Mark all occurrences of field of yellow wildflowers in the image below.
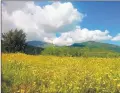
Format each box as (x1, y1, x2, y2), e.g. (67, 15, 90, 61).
(2, 53, 120, 93)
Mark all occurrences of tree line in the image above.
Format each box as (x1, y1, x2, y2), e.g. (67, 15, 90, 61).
(2, 29, 120, 57)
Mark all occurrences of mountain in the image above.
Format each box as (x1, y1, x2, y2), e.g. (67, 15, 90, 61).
(71, 41, 120, 53)
(26, 41, 120, 53)
(26, 41, 53, 48)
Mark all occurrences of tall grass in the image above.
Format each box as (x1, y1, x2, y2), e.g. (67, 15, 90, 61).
(2, 53, 120, 93)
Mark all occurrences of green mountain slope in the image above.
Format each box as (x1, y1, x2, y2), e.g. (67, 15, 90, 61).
(27, 41, 120, 53)
(71, 41, 120, 53)
(26, 41, 52, 48)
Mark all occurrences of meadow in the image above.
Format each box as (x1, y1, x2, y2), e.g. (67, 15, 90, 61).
(2, 53, 120, 93)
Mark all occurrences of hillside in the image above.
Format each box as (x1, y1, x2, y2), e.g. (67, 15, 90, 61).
(26, 41, 51, 48)
(27, 41, 120, 53)
(72, 41, 120, 53)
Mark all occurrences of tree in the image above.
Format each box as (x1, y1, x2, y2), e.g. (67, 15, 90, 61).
(2, 29, 26, 52)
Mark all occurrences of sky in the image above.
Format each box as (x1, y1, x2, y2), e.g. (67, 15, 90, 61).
(2, 1, 120, 46)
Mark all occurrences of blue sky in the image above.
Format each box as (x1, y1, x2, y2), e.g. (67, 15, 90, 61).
(35, 1, 120, 45)
(3, 1, 120, 46)
(72, 1, 120, 45)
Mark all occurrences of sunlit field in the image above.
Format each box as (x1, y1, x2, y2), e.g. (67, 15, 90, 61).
(2, 53, 120, 93)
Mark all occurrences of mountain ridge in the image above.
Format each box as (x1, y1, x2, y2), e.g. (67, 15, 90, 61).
(26, 41, 120, 53)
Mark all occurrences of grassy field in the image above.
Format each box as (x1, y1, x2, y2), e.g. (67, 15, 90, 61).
(2, 53, 120, 93)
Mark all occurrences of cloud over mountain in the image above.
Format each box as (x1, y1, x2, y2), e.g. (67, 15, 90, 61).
(44, 26, 112, 46)
(112, 33, 120, 41)
(2, 1, 117, 46)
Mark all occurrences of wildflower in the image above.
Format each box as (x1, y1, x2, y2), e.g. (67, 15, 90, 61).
(20, 89, 25, 93)
(117, 84, 120, 91)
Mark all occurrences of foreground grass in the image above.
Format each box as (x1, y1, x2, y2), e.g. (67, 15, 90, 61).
(2, 53, 120, 93)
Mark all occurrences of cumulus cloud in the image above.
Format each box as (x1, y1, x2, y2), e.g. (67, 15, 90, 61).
(2, 1, 26, 14)
(2, 1, 114, 46)
(44, 26, 112, 46)
(112, 33, 120, 41)
(2, 1, 82, 41)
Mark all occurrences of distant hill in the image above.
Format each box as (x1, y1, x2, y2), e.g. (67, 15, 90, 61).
(26, 41, 120, 53)
(26, 41, 52, 48)
(71, 41, 120, 53)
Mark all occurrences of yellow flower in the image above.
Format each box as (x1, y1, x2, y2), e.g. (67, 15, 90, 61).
(20, 89, 25, 93)
(117, 84, 120, 90)
(113, 79, 118, 82)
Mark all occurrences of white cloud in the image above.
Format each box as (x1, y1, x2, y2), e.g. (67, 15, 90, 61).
(112, 33, 120, 41)
(2, 1, 26, 14)
(2, 1, 82, 41)
(2, 1, 114, 46)
(45, 26, 112, 46)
